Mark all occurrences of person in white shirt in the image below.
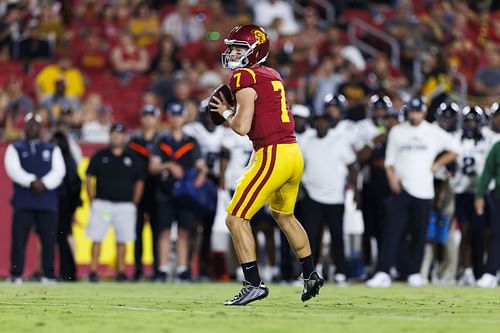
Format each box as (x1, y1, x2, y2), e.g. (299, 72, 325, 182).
(451, 106, 490, 286)
(301, 110, 358, 283)
(367, 96, 460, 288)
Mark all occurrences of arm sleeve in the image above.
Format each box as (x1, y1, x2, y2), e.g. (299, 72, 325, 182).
(4, 144, 37, 188)
(42, 146, 67, 190)
(384, 128, 397, 168)
(476, 143, 499, 198)
(341, 141, 357, 165)
(86, 154, 97, 176)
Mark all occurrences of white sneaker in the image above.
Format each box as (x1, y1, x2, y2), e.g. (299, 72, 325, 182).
(41, 277, 57, 285)
(476, 273, 498, 288)
(407, 273, 427, 287)
(7, 276, 23, 285)
(334, 273, 347, 286)
(366, 271, 391, 288)
(458, 268, 476, 286)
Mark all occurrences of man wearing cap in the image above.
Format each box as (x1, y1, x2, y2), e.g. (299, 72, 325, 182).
(150, 102, 207, 282)
(367, 96, 460, 288)
(128, 105, 161, 281)
(4, 113, 66, 283)
(86, 123, 145, 282)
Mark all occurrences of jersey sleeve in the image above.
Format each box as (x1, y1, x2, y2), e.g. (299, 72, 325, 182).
(86, 153, 98, 176)
(437, 127, 461, 155)
(229, 68, 257, 93)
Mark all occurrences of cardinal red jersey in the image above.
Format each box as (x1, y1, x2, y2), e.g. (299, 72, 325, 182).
(229, 66, 296, 150)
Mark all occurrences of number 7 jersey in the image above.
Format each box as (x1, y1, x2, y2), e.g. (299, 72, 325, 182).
(229, 66, 296, 150)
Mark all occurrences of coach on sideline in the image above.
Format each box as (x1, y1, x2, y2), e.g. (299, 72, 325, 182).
(86, 123, 145, 282)
(367, 96, 460, 288)
(4, 113, 66, 283)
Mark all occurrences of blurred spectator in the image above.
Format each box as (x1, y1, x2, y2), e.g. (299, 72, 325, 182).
(3, 77, 34, 140)
(473, 40, 500, 97)
(203, 0, 236, 40)
(18, 19, 52, 62)
(86, 123, 145, 282)
(0, 4, 23, 60)
(365, 53, 408, 94)
(99, 4, 120, 42)
(110, 29, 150, 81)
(337, 64, 371, 121)
(149, 102, 207, 282)
(40, 78, 80, 124)
(75, 30, 109, 73)
(309, 55, 346, 114)
(161, 0, 205, 47)
(54, 105, 83, 164)
(78, 93, 102, 128)
(253, 0, 299, 36)
(420, 48, 453, 121)
(4, 113, 66, 283)
(35, 54, 85, 101)
(149, 34, 180, 74)
(74, 0, 100, 37)
(81, 104, 113, 143)
(50, 131, 81, 281)
(225, 0, 253, 24)
(128, 1, 160, 48)
(38, 3, 65, 51)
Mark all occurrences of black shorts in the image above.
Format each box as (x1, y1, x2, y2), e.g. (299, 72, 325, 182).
(157, 199, 194, 231)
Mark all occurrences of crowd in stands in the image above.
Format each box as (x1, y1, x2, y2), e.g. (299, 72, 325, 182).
(1, 0, 500, 285)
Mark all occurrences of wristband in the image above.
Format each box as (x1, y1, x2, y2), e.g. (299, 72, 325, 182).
(222, 110, 233, 120)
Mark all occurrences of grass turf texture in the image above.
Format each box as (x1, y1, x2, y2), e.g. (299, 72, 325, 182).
(1, 283, 500, 333)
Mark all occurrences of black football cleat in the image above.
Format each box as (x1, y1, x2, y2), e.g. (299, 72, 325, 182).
(301, 271, 324, 302)
(224, 280, 269, 306)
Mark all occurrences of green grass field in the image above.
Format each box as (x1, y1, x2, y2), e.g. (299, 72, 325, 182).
(1, 282, 500, 333)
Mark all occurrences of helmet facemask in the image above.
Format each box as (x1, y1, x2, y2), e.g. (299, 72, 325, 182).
(222, 40, 265, 70)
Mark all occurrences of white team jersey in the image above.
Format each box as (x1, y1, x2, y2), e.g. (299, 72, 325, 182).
(301, 126, 356, 204)
(352, 118, 382, 152)
(221, 129, 253, 191)
(385, 121, 461, 199)
(450, 132, 489, 194)
(183, 121, 225, 177)
(295, 127, 314, 147)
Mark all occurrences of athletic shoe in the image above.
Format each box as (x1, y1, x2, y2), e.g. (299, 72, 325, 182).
(41, 277, 57, 285)
(88, 272, 99, 283)
(366, 271, 391, 288)
(116, 272, 128, 282)
(458, 268, 476, 286)
(301, 271, 324, 302)
(334, 273, 347, 286)
(176, 270, 192, 283)
(224, 280, 269, 306)
(156, 271, 169, 283)
(476, 273, 498, 288)
(133, 270, 144, 282)
(7, 276, 23, 285)
(407, 273, 427, 287)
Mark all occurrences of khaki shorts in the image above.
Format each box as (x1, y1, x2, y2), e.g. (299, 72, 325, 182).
(87, 199, 136, 243)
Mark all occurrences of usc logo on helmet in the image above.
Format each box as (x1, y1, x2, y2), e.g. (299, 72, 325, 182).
(251, 29, 266, 44)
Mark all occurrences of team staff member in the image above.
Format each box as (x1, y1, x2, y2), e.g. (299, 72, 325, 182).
(210, 24, 323, 305)
(149, 102, 207, 282)
(367, 96, 460, 288)
(86, 123, 145, 282)
(475, 140, 500, 288)
(5, 113, 66, 283)
(128, 105, 161, 281)
(301, 111, 357, 284)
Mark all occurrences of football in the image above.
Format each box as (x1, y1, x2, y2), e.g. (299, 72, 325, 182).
(208, 84, 236, 125)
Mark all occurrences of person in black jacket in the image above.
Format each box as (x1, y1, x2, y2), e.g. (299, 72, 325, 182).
(51, 131, 81, 281)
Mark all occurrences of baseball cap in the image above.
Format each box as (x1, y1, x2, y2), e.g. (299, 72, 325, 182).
(291, 104, 310, 119)
(166, 102, 185, 116)
(110, 122, 127, 133)
(406, 96, 427, 112)
(141, 104, 160, 117)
